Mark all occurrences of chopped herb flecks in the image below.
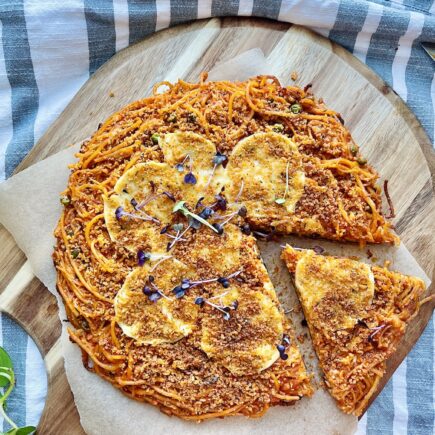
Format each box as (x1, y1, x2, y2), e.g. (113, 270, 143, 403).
(60, 195, 71, 206)
(272, 123, 284, 133)
(290, 103, 302, 114)
(151, 133, 159, 144)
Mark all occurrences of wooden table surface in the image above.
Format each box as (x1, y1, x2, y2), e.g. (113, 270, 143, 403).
(0, 18, 434, 434)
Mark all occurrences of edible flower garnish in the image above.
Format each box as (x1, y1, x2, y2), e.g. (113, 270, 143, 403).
(173, 201, 219, 233)
(137, 250, 151, 266)
(194, 292, 239, 320)
(275, 161, 290, 205)
(115, 206, 160, 224)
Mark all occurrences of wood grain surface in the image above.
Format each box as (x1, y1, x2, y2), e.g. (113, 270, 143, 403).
(0, 18, 434, 434)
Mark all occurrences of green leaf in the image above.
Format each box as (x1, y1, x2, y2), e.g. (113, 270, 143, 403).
(0, 368, 13, 388)
(14, 426, 36, 435)
(275, 198, 286, 205)
(0, 348, 13, 388)
(172, 201, 186, 213)
(4, 426, 36, 435)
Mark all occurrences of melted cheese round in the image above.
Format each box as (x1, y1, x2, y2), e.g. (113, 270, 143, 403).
(226, 132, 305, 219)
(104, 161, 181, 254)
(158, 131, 226, 203)
(177, 223, 243, 276)
(200, 287, 283, 376)
(295, 249, 375, 331)
(114, 258, 199, 345)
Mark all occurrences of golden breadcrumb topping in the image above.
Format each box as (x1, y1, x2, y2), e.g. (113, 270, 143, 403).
(282, 245, 426, 416)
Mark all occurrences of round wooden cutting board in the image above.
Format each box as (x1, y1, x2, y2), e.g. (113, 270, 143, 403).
(0, 18, 434, 434)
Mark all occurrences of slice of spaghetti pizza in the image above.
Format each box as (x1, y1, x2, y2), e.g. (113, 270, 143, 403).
(224, 131, 397, 245)
(281, 244, 427, 416)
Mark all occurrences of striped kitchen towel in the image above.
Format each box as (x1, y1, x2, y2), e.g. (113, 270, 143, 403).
(0, 1, 433, 434)
(0, 314, 47, 431)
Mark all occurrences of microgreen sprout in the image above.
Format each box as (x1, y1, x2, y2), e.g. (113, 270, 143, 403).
(149, 255, 172, 272)
(277, 334, 291, 360)
(132, 191, 175, 214)
(137, 250, 151, 266)
(175, 154, 197, 185)
(367, 324, 387, 343)
(143, 276, 172, 302)
(166, 223, 191, 250)
(195, 197, 205, 209)
(235, 180, 244, 203)
(212, 223, 224, 234)
(275, 161, 290, 205)
(198, 206, 214, 220)
(175, 154, 191, 172)
(173, 223, 184, 232)
(194, 291, 239, 320)
(205, 152, 227, 188)
(173, 201, 219, 233)
(115, 206, 160, 224)
(212, 194, 227, 211)
(0, 346, 36, 434)
(240, 223, 251, 235)
(214, 206, 247, 228)
(173, 270, 242, 300)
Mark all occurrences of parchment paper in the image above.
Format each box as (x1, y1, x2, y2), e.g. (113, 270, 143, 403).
(0, 49, 430, 435)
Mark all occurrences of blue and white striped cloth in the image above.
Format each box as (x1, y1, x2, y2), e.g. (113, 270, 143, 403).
(0, 1, 433, 433)
(0, 314, 46, 431)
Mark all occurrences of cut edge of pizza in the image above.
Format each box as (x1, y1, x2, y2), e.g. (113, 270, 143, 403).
(281, 244, 427, 416)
